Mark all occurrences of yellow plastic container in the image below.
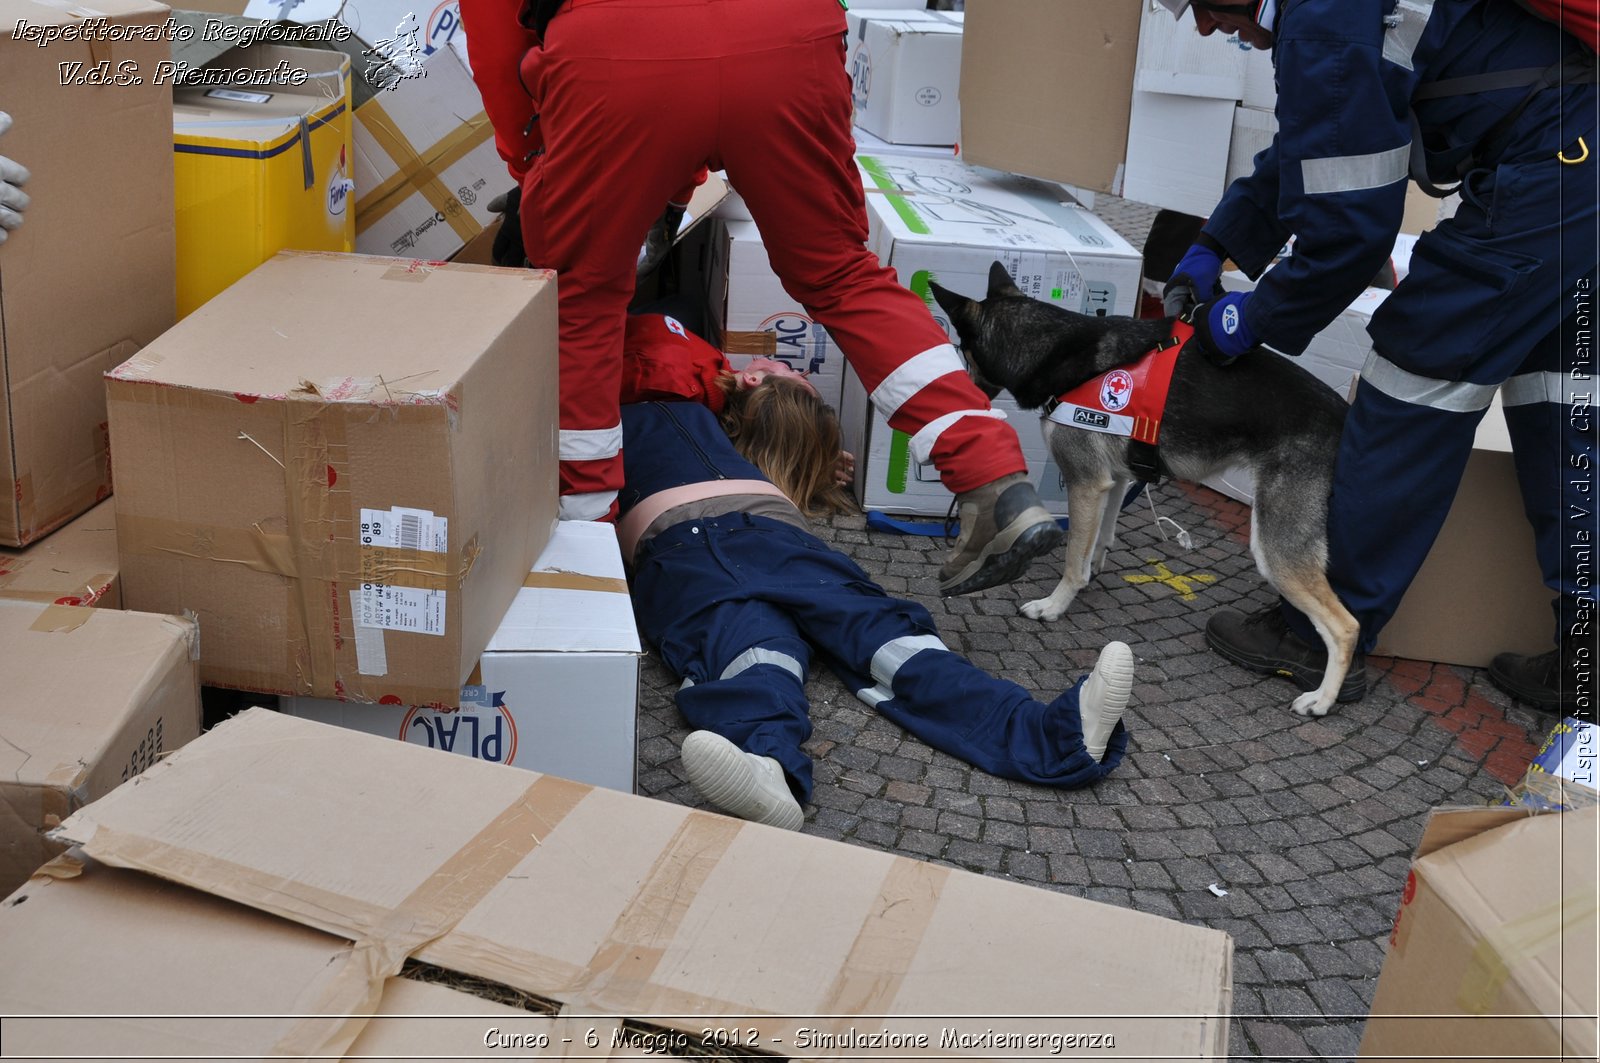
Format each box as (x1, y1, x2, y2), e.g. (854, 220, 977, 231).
(173, 45, 354, 318)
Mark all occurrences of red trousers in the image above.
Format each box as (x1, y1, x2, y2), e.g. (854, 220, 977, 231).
(475, 0, 1026, 519)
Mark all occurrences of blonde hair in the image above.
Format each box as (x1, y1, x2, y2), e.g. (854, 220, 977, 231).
(719, 377, 855, 518)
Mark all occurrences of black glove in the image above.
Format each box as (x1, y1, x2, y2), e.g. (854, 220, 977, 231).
(636, 201, 688, 280)
(486, 186, 527, 268)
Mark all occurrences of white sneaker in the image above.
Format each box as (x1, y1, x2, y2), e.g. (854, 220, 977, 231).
(1080, 641, 1134, 761)
(680, 730, 804, 831)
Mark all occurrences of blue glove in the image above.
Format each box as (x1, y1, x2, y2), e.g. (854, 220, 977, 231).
(1162, 241, 1224, 316)
(1187, 291, 1257, 366)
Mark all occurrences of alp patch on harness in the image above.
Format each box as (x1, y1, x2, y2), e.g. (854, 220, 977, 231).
(1042, 320, 1190, 482)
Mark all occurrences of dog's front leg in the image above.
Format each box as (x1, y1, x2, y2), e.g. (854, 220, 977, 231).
(1020, 481, 1109, 621)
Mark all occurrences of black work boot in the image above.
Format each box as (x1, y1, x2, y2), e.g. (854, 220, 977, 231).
(939, 473, 1065, 597)
(1488, 645, 1590, 717)
(1206, 604, 1367, 702)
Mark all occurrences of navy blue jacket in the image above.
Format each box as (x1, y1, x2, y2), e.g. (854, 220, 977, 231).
(1209, 0, 1596, 356)
(617, 402, 770, 522)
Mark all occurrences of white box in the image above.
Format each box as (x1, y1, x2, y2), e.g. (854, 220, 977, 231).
(1134, 0, 1249, 100)
(846, 8, 965, 146)
(1121, 89, 1237, 217)
(845, 154, 1143, 516)
(351, 46, 503, 260)
(282, 521, 643, 792)
(339, 0, 471, 72)
(853, 123, 961, 160)
(1241, 40, 1276, 109)
(706, 218, 848, 410)
(1226, 104, 1277, 188)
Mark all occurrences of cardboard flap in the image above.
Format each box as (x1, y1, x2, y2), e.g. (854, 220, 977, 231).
(1411, 805, 1544, 861)
(55, 709, 1233, 1059)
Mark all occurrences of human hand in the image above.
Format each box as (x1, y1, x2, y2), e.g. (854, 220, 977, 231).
(637, 201, 688, 280)
(1185, 292, 1256, 367)
(1162, 241, 1224, 316)
(486, 186, 526, 267)
(0, 112, 31, 246)
(834, 450, 855, 487)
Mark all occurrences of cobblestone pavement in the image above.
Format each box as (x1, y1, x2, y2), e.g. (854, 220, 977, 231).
(633, 196, 1558, 1062)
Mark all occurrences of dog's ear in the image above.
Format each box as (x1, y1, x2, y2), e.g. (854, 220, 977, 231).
(928, 280, 972, 325)
(986, 260, 1024, 300)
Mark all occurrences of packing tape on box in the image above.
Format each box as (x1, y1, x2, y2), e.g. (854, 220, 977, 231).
(0, 574, 116, 606)
(117, 513, 301, 580)
(27, 603, 93, 634)
(353, 100, 492, 243)
(722, 330, 780, 356)
(271, 772, 593, 1058)
(1456, 882, 1600, 1013)
(521, 570, 629, 595)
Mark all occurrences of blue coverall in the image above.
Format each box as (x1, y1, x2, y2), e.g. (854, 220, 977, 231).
(621, 402, 1128, 802)
(1207, 0, 1598, 651)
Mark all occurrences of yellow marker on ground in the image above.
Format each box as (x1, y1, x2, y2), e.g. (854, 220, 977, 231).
(1124, 559, 1217, 601)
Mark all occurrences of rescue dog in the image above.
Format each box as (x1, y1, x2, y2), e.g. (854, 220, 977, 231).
(930, 262, 1357, 717)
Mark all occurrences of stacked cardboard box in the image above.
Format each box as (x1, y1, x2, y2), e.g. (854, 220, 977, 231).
(0, 500, 120, 609)
(841, 154, 1143, 516)
(4, 709, 1236, 1061)
(106, 251, 560, 706)
(0, 599, 202, 895)
(845, 7, 965, 148)
(0, 0, 176, 546)
(283, 520, 643, 791)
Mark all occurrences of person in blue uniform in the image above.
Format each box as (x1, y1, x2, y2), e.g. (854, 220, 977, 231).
(619, 384, 1134, 830)
(1158, 0, 1597, 716)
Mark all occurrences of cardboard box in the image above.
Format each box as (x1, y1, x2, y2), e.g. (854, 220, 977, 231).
(1358, 806, 1599, 1063)
(339, 0, 470, 74)
(282, 521, 643, 791)
(706, 218, 848, 411)
(844, 155, 1142, 516)
(0, 0, 176, 547)
(846, 8, 965, 147)
(0, 866, 557, 1058)
(1241, 39, 1276, 110)
(48, 708, 1236, 1059)
(1511, 717, 1600, 811)
(0, 499, 120, 609)
(0, 599, 201, 897)
(451, 214, 502, 265)
(1134, 0, 1248, 100)
(1374, 395, 1553, 668)
(173, 45, 355, 318)
(107, 251, 560, 705)
(1122, 89, 1237, 218)
(352, 46, 502, 261)
(1226, 104, 1277, 189)
(959, 0, 1142, 195)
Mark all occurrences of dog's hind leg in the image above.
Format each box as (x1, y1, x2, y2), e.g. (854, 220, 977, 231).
(1250, 472, 1360, 716)
(1020, 478, 1110, 621)
(1091, 477, 1132, 575)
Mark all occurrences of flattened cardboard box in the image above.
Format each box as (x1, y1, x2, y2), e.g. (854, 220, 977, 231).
(0, 865, 567, 1060)
(1359, 806, 1599, 1063)
(106, 251, 560, 705)
(0, 0, 175, 546)
(52, 709, 1235, 1060)
(0, 599, 201, 898)
(0, 499, 120, 608)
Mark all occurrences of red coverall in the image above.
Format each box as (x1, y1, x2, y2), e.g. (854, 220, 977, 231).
(459, 0, 1026, 521)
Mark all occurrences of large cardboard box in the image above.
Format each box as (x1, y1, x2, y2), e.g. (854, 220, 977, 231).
(959, 0, 1142, 195)
(1358, 806, 1599, 1063)
(173, 45, 355, 318)
(0, 0, 176, 547)
(846, 8, 965, 147)
(0, 866, 558, 1059)
(352, 46, 502, 261)
(844, 155, 1143, 516)
(0, 599, 201, 897)
(107, 251, 560, 705)
(46, 708, 1236, 1059)
(0, 499, 120, 609)
(283, 521, 643, 791)
(1374, 395, 1553, 668)
(706, 218, 848, 411)
(1133, 0, 1248, 100)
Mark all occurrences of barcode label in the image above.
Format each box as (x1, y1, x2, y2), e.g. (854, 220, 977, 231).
(359, 507, 448, 553)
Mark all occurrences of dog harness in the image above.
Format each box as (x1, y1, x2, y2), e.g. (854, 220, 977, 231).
(1040, 319, 1191, 483)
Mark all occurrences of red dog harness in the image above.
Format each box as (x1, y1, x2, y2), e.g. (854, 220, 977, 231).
(1041, 319, 1191, 482)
